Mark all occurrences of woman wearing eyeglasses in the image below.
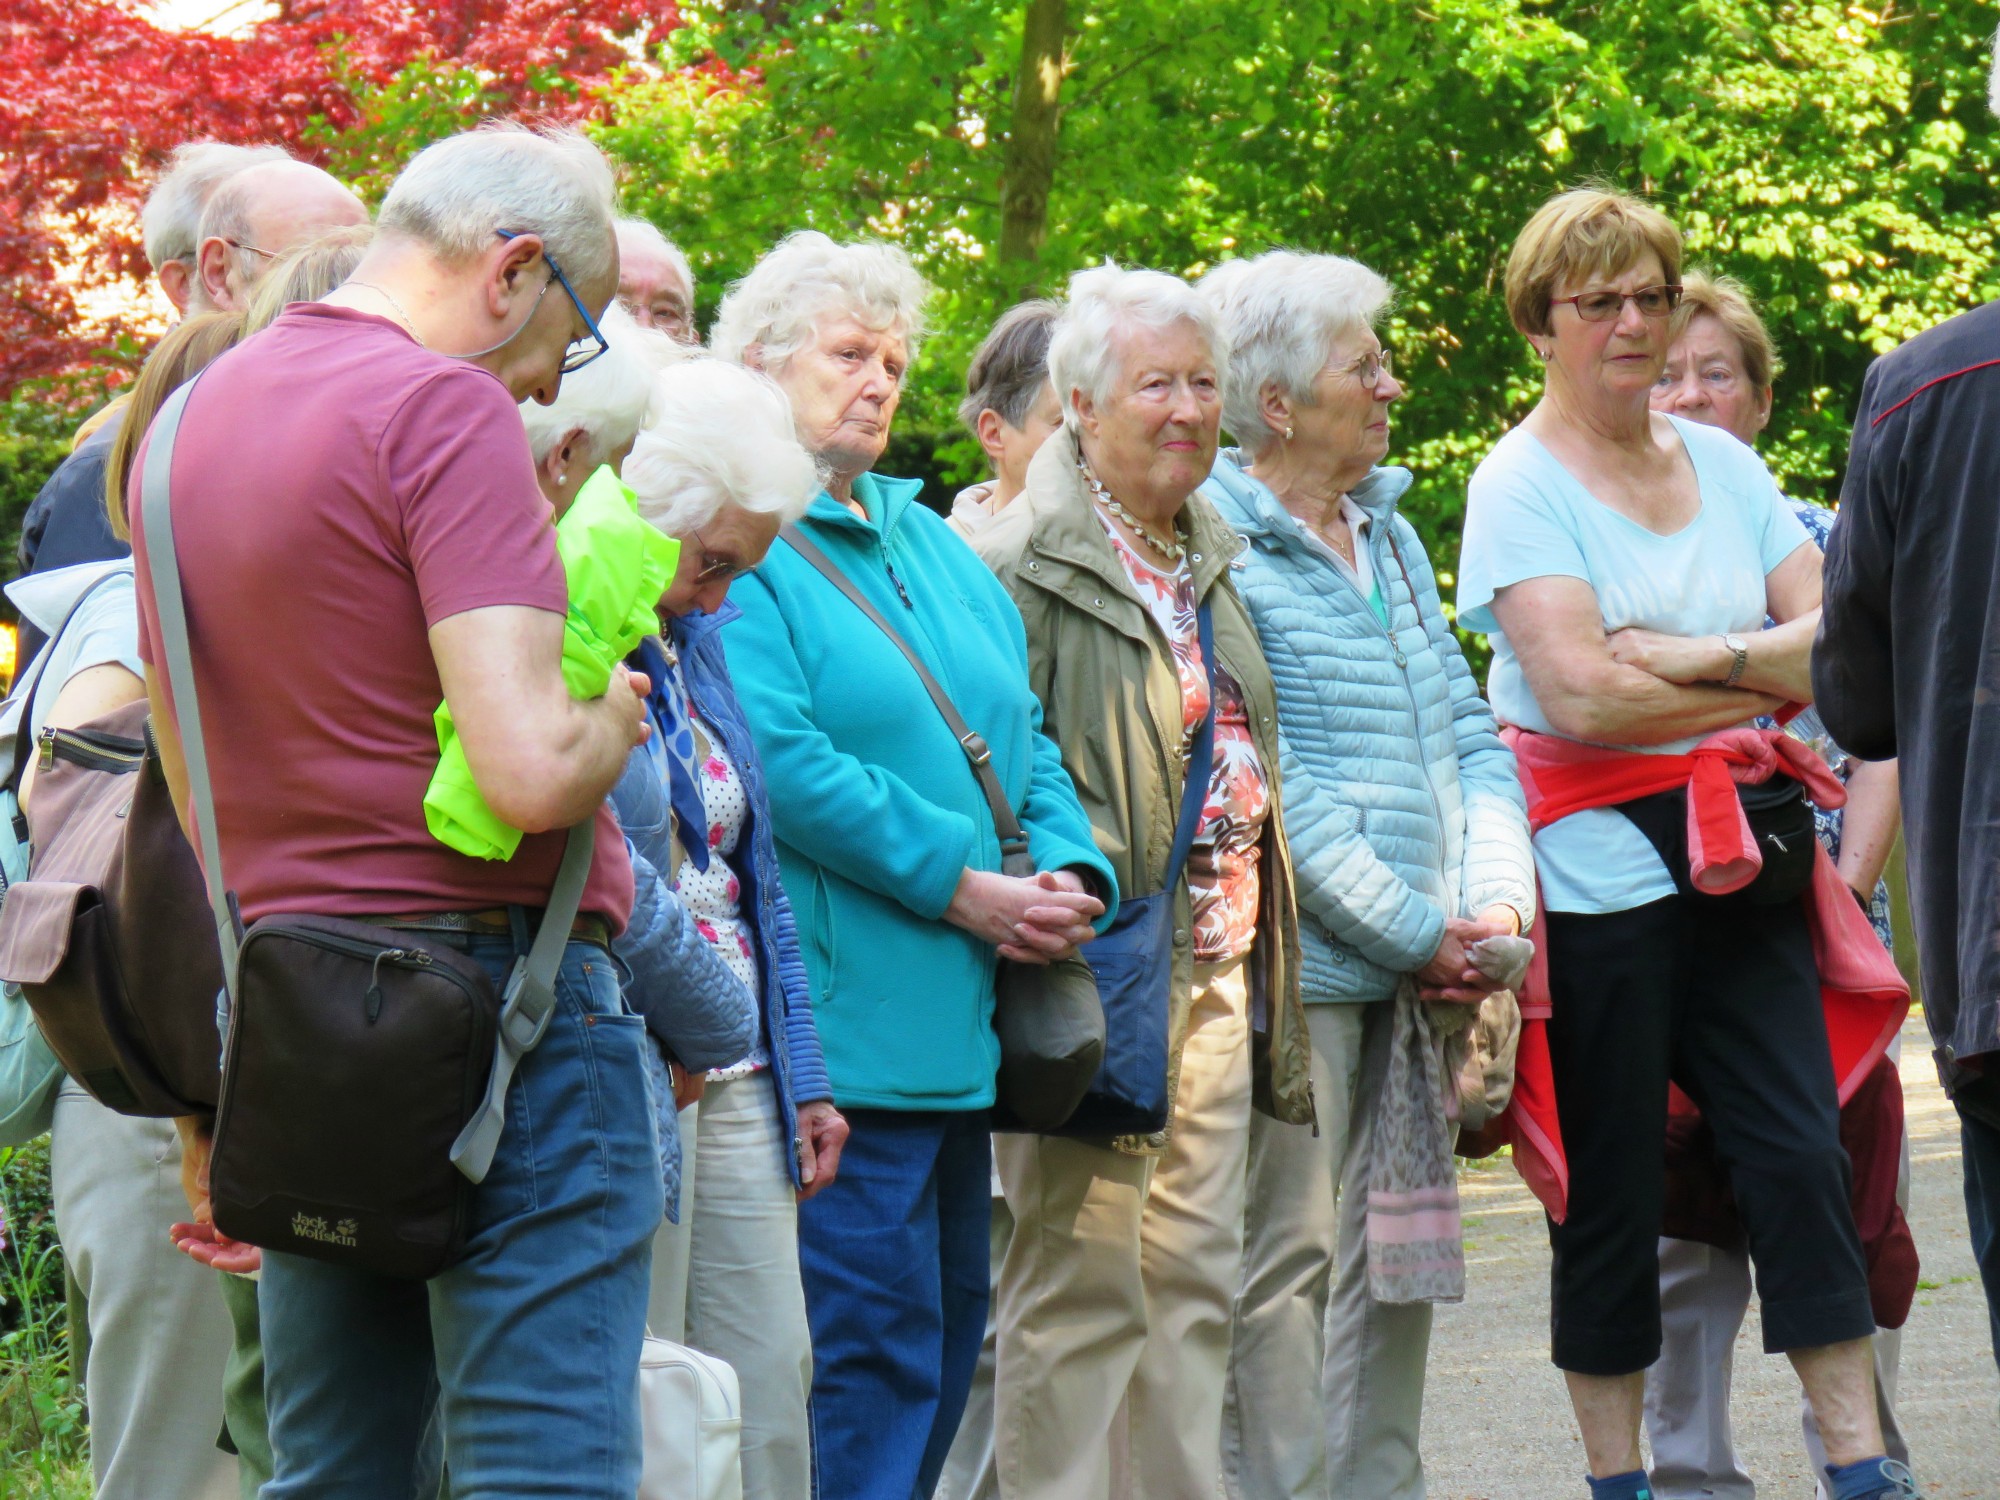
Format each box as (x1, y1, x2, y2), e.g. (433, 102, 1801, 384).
(1456, 190, 1901, 1500)
(1195, 250, 1533, 1500)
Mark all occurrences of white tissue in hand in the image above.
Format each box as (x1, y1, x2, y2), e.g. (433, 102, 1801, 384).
(1465, 934, 1533, 990)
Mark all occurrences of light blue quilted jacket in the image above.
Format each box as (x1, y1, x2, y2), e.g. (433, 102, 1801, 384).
(1200, 452, 1535, 1002)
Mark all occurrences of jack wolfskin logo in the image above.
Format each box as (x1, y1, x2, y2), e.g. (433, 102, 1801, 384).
(290, 1212, 358, 1248)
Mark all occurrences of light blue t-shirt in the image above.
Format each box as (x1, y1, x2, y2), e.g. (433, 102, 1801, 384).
(1456, 416, 1811, 913)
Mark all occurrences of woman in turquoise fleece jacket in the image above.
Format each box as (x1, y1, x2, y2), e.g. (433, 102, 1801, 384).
(714, 230, 1115, 1500)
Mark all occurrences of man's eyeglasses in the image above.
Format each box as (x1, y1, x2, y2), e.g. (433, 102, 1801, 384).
(690, 529, 749, 587)
(494, 229, 609, 374)
(1337, 349, 1395, 391)
(223, 238, 279, 263)
(1551, 284, 1683, 322)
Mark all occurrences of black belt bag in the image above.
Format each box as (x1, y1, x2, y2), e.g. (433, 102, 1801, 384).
(1619, 774, 1817, 908)
(141, 377, 594, 1281)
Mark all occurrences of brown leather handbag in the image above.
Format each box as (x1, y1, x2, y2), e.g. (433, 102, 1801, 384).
(0, 692, 225, 1118)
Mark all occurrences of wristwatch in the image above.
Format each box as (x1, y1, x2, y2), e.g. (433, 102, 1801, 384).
(1720, 633, 1749, 687)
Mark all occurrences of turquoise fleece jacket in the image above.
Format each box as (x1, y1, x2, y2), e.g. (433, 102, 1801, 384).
(724, 474, 1117, 1111)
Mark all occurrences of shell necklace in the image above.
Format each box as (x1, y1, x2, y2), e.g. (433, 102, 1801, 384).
(1078, 453, 1185, 563)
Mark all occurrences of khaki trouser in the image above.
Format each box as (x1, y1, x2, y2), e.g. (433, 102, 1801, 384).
(994, 955, 1251, 1500)
(1222, 1000, 1433, 1500)
(50, 1082, 238, 1500)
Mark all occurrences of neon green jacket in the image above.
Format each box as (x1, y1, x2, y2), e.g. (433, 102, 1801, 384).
(425, 466, 682, 860)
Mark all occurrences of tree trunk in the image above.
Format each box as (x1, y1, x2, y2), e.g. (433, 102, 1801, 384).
(998, 0, 1067, 267)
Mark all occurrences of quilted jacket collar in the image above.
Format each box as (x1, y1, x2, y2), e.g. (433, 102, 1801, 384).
(1202, 449, 1414, 553)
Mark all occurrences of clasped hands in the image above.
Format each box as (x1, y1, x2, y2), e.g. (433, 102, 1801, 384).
(945, 867, 1104, 964)
(1415, 905, 1522, 1004)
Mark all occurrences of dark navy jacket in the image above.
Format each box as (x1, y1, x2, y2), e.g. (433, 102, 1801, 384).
(1816, 298, 2000, 1123)
(15, 417, 128, 663)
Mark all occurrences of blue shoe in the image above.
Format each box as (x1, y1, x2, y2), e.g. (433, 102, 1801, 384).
(1826, 1457, 1923, 1500)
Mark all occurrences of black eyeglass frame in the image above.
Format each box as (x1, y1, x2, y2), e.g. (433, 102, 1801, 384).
(494, 228, 609, 374)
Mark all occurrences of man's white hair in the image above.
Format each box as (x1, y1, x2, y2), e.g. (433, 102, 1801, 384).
(141, 141, 292, 271)
(1200, 250, 1394, 455)
(1990, 22, 2000, 116)
(617, 218, 695, 294)
(379, 123, 618, 287)
(519, 303, 688, 462)
(1047, 262, 1230, 426)
(623, 360, 822, 536)
(710, 231, 930, 369)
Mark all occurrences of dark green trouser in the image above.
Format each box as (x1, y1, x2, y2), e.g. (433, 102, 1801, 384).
(216, 1270, 271, 1499)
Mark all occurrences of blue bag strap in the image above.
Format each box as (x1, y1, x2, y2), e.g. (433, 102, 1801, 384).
(1162, 601, 1218, 893)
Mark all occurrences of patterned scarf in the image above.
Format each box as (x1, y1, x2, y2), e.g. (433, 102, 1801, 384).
(1366, 979, 1472, 1304)
(635, 634, 710, 873)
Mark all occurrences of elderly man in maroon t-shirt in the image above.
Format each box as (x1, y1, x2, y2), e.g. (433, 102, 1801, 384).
(129, 124, 661, 1498)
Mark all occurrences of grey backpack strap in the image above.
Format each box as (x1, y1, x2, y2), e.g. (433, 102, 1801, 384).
(140, 373, 594, 1185)
(449, 817, 592, 1181)
(139, 376, 240, 996)
(781, 524, 1034, 876)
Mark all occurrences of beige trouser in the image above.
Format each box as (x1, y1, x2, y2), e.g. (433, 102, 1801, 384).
(648, 1078, 816, 1500)
(1222, 999, 1432, 1500)
(50, 1082, 238, 1500)
(994, 955, 1252, 1500)
(935, 1185, 1010, 1500)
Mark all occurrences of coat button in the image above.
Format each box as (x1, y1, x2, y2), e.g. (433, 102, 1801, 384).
(1191, 553, 1203, 564)
(1028, 561, 1040, 572)
(1094, 597, 1105, 607)
(1173, 928, 1188, 944)
(1943, 1043, 1958, 1062)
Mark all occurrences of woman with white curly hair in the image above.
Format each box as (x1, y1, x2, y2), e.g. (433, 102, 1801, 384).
(717, 232, 1116, 1500)
(610, 357, 845, 1500)
(965, 261, 1312, 1500)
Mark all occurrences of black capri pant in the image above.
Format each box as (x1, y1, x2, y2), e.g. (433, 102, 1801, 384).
(1541, 887, 1876, 1375)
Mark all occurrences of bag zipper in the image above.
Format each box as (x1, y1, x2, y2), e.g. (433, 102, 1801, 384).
(242, 926, 489, 1017)
(38, 724, 145, 774)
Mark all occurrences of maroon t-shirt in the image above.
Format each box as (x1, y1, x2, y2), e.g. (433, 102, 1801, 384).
(131, 303, 634, 931)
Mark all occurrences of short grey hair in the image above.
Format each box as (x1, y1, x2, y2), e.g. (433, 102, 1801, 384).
(519, 303, 686, 463)
(1200, 250, 1394, 455)
(710, 231, 930, 370)
(1047, 262, 1230, 426)
(623, 360, 822, 536)
(379, 123, 618, 288)
(141, 141, 291, 271)
(617, 218, 695, 294)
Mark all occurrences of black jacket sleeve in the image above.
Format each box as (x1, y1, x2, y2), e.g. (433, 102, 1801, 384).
(1813, 358, 1900, 761)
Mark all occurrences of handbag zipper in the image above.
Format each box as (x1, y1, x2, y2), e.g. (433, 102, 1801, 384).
(242, 927, 488, 1017)
(38, 724, 146, 774)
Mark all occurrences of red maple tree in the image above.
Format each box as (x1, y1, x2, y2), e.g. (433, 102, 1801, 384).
(0, 0, 682, 394)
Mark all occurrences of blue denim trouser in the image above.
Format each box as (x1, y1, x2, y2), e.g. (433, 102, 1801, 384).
(259, 936, 663, 1500)
(1963, 1106, 2000, 1377)
(799, 1108, 991, 1500)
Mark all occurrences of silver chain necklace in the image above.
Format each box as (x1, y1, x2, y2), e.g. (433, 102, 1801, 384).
(1078, 453, 1185, 563)
(346, 282, 424, 346)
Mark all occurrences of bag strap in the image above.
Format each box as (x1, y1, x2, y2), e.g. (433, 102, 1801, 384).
(1165, 601, 1218, 895)
(139, 375, 592, 1183)
(781, 524, 1036, 877)
(138, 377, 240, 987)
(3, 567, 128, 842)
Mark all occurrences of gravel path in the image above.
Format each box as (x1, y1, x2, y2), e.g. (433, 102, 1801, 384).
(1422, 1015, 1998, 1498)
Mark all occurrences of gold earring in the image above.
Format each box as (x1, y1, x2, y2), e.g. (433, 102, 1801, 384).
(1283, 425, 1295, 441)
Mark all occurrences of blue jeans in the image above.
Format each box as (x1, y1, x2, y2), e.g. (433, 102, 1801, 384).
(1963, 1106, 2000, 1377)
(800, 1108, 991, 1500)
(259, 936, 663, 1499)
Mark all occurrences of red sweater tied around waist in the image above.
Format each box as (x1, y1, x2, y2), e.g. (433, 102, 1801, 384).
(1499, 727, 1910, 1232)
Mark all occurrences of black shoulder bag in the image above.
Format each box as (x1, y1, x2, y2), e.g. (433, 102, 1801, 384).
(781, 525, 1106, 1131)
(143, 376, 593, 1280)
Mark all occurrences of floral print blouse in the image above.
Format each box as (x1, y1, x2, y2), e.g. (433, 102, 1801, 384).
(1098, 515, 1270, 963)
(672, 713, 769, 1076)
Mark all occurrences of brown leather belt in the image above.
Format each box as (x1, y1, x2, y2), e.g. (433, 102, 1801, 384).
(363, 908, 613, 951)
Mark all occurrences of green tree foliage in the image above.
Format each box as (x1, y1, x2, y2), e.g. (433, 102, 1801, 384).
(598, 0, 2000, 617)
